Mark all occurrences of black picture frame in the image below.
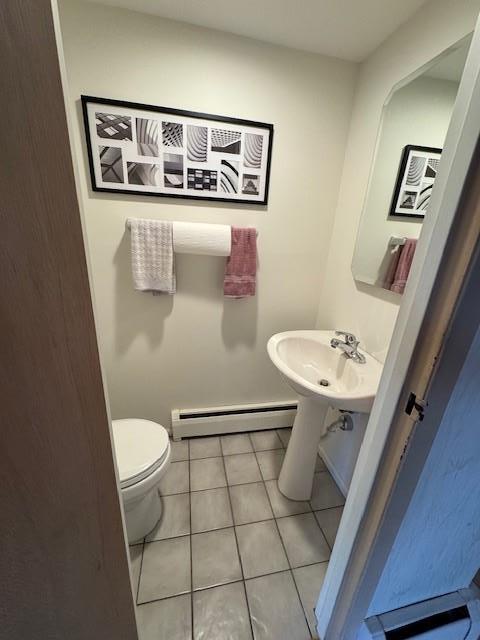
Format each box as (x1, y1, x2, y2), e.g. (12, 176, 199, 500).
(389, 144, 442, 219)
(81, 95, 274, 205)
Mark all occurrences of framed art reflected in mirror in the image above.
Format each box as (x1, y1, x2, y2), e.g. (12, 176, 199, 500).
(389, 145, 442, 219)
(351, 34, 472, 288)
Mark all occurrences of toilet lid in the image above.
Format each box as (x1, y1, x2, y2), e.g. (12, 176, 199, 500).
(112, 419, 170, 488)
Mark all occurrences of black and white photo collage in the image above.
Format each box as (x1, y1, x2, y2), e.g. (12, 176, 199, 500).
(83, 98, 272, 204)
(391, 145, 442, 218)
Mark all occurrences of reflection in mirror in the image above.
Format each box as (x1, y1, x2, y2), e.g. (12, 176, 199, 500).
(351, 35, 472, 293)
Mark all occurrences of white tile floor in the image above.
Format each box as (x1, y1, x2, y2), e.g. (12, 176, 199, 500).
(129, 429, 345, 640)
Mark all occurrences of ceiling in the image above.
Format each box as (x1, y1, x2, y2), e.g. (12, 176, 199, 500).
(84, 0, 430, 62)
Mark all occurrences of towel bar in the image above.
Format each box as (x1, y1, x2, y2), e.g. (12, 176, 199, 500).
(125, 219, 258, 236)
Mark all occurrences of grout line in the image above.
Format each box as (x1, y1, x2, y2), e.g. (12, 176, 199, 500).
(140, 501, 331, 546)
(240, 579, 254, 639)
(158, 489, 191, 498)
(157, 468, 342, 502)
(137, 533, 190, 548)
(224, 450, 267, 459)
(170, 440, 190, 463)
(139, 428, 334, 638)
(224, 477, 262, 489)
(187, 440, 194, 640)
(189, 441, 223, 461)
(309, 499, 346, 512)
(137, 579, 244, 608)
(308, 469, 346, 513)
(160, 490, 191, 498)
(189, 457, 228, 492)
(313, 504, 346, 513)
(137, 588, 193, 608)
(168, 477, 282, 497)
(135, 539, 145, 606)
(220, 442, 256, 640)
(139, 431, 325, 636)
(145, 511, 327, 544)
(190, 483, 227, 492)
(309, 511, 333, 556)
(189, 484, 228, 495)
(194, 446, 284, 460)
(312, 510, 344, 553)
(219, 431, 256, 457)
(243, 561, 328, 583)
(189, 454, 223, 461)
(263, 478, 313, 518)
(233, 515, 277, 528)
(276, 428, 292, 449)
(309, 501, 345, 513)
(136, 559, 330, 609)
(250, 434, 314, 640)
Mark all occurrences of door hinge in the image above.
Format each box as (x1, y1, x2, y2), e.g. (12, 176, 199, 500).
(405, 392, 427, 421)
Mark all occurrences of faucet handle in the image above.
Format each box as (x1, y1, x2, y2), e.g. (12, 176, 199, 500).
(334, 330, 358, 346)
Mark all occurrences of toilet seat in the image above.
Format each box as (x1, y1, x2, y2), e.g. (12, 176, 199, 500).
(112, 418, 170, 489)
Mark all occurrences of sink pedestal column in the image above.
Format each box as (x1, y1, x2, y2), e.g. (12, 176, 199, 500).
(278, 397, 327, 501)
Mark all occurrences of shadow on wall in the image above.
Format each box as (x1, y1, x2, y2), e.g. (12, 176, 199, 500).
(222, 295, 258, 349)
(114, 233, 174, 354)
(354, 278, 401, 304)
(114, 232, 258, 354)
(222, 248, 260, 349)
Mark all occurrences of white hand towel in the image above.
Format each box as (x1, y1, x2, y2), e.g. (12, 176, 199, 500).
(127, 218, 176, 295)
(173, 221, 231, 256)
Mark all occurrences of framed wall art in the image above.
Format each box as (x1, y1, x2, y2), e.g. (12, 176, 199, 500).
(389, 145, 442, 218)
(81, 95, 274, 205)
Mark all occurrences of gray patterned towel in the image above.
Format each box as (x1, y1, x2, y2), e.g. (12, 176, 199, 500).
(127, 218, 176, 295)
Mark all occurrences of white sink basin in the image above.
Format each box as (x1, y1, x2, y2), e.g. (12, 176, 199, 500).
(267, 330, 382, 413)
(267, 330, 383, 500)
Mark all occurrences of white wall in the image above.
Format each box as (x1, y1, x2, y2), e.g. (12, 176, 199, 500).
(315, 0, 479, 364)
(352, 76, 459, 287)
(313, 0, 477, 498)
(58, 0, 356, 426)
(319, 408, 369, 496)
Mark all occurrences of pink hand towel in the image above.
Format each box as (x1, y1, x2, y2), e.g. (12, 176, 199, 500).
(390, 238, 417, 294)
(383, 248, 402, 291)
(224, 227, 257, 298)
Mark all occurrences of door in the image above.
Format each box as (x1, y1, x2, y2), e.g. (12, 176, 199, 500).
(316, 14, 480, 640)
(0, 2, 138, 638)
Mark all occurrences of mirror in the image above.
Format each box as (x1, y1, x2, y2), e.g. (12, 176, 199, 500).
(351, 36, 472, 293)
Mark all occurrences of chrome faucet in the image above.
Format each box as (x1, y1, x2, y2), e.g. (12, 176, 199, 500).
(330, 331, 366, 364)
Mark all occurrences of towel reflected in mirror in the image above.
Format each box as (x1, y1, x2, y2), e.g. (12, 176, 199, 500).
(383, 238, 417, 294)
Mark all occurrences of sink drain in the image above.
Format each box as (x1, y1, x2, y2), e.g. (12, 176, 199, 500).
(318, 379, 330, 387)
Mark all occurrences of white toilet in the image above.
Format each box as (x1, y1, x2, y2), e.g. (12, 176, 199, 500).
(112, 418, 171, 544)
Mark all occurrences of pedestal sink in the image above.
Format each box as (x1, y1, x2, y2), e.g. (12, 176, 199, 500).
(267, 330, 382, 500)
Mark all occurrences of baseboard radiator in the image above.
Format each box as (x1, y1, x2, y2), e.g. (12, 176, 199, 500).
(362, 587, 480, 639)
(171, 400, 297, 441)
